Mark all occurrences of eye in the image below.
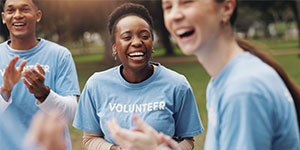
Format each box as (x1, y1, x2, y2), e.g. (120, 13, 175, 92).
(162, 4, 172, 11)
(21, 7, 31, 12)
(141, 35, 150, 40)
(6, 8, 14, 13)
(122, 35, 131, 41)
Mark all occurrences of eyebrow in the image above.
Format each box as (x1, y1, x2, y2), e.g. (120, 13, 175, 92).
(120, 31, 132, 35)
(161, 1, 170, 6)
(6, 4, 30, 8)
(140, 29, 151, 34)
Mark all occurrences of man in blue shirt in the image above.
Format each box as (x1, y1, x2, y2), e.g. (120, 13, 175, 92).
(0, 0, 80, 149)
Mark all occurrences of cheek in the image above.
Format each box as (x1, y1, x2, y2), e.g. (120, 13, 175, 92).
(144, 41, 153, 50)
(163, 15, 172, 33)
(116, 41, 127, 50)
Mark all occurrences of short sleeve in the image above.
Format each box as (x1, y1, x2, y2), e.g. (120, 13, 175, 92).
(174, 83, 204, 137)
(219, 92, 273, 150)
(73, 82, 102, 134)
(55, 52, 80, 96)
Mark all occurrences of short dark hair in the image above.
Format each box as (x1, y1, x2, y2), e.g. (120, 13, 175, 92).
(2, 0, 39, 11)
(108, 3, 153, 44)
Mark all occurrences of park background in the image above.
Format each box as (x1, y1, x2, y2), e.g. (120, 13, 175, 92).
(1, 0, 300, 150)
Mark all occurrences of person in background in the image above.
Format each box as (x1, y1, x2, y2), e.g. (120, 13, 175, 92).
(107, 0, 300, 149)
(73, 3, 203, 150)
(0, 0, 80, 149)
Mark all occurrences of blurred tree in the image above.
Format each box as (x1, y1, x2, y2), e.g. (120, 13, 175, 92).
(130, 0, 175, 56)
(0, 3, 9, 40)
(38, 0, 119, 63)
(291, 0, 300, 47)
(0, 17, 9, 41)
(98, 1, 120, 64)
(238, 1, 300, 46)
(3, 0, 299, 57)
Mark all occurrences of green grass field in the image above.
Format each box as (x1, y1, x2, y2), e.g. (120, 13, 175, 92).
(69, 40, 300, 150)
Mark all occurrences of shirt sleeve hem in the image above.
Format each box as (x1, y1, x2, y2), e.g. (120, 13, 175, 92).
(72, 123, 103, 134)
(176, 128, 204, 138)
(0, 94, 12, 112)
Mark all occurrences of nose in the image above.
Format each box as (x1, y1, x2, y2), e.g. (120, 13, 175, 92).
(131, 36, 142, 47)
(169, 5, 184, 22)
(14, 9, 24, 19)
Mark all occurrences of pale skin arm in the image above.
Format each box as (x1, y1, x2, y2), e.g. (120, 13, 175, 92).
(178, 137, 195, 150)
(0, 55, 27, 100)
(24, 110, 67, 150)
(106, 115, 180, 150)
(83, 131, 121, 150)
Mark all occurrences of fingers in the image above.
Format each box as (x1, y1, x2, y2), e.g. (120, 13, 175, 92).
(132, 115, 158, 135)
(17, 60, 27, 73)
(5, 56, 20, 75)
(22, 77, 33, 92)
(26, 110, 67, 150)
(26, 112, 46, 142)
(107, 119, 130, 141)
(7, 55, 20, 70)
(159, 133, 179, 150)
(22, 68, 45, 88)
(36, 63, 45, 75)
(23, 68, 44, 81)
(107, 118, 136, 148)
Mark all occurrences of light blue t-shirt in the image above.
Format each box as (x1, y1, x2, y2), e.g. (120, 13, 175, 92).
(0, 39, 80, 150)
(205, 52, 300, 150)
(73, 62, 203, 144)
(0, 109, 43, 150)
(0, 110, 24, 150)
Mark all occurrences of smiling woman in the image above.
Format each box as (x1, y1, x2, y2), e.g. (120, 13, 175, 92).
(72, 2, 204, 150)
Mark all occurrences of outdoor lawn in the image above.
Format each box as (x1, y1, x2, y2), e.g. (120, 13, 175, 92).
(69, 40, 300, 150)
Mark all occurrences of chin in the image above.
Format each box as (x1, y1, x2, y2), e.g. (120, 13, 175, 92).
(179, 45, 198, 55)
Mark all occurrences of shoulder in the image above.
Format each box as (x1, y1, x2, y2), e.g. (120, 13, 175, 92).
(0, 41, 9, 50)
(157, 63, 191, 89)
(226, 54, 282, 93)
(219, 55, 285, 107)
(0, 41, 6, 47)
(85, 66, 119, 88)
(39, 39, 71, 55)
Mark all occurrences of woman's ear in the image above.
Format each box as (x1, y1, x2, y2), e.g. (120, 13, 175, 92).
(221, 0, 236, 24)
(112, 44, 117, 56)
(1, 12, 6, 24)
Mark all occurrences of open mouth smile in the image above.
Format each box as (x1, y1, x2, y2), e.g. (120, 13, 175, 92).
(176, 28, 195, 39)
(128, 51, 146, 61)
(13, 22, 26, 27)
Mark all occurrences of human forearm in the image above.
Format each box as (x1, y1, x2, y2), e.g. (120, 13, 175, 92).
(83, 132, 115, 150)
(178, 137, 194, 150)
